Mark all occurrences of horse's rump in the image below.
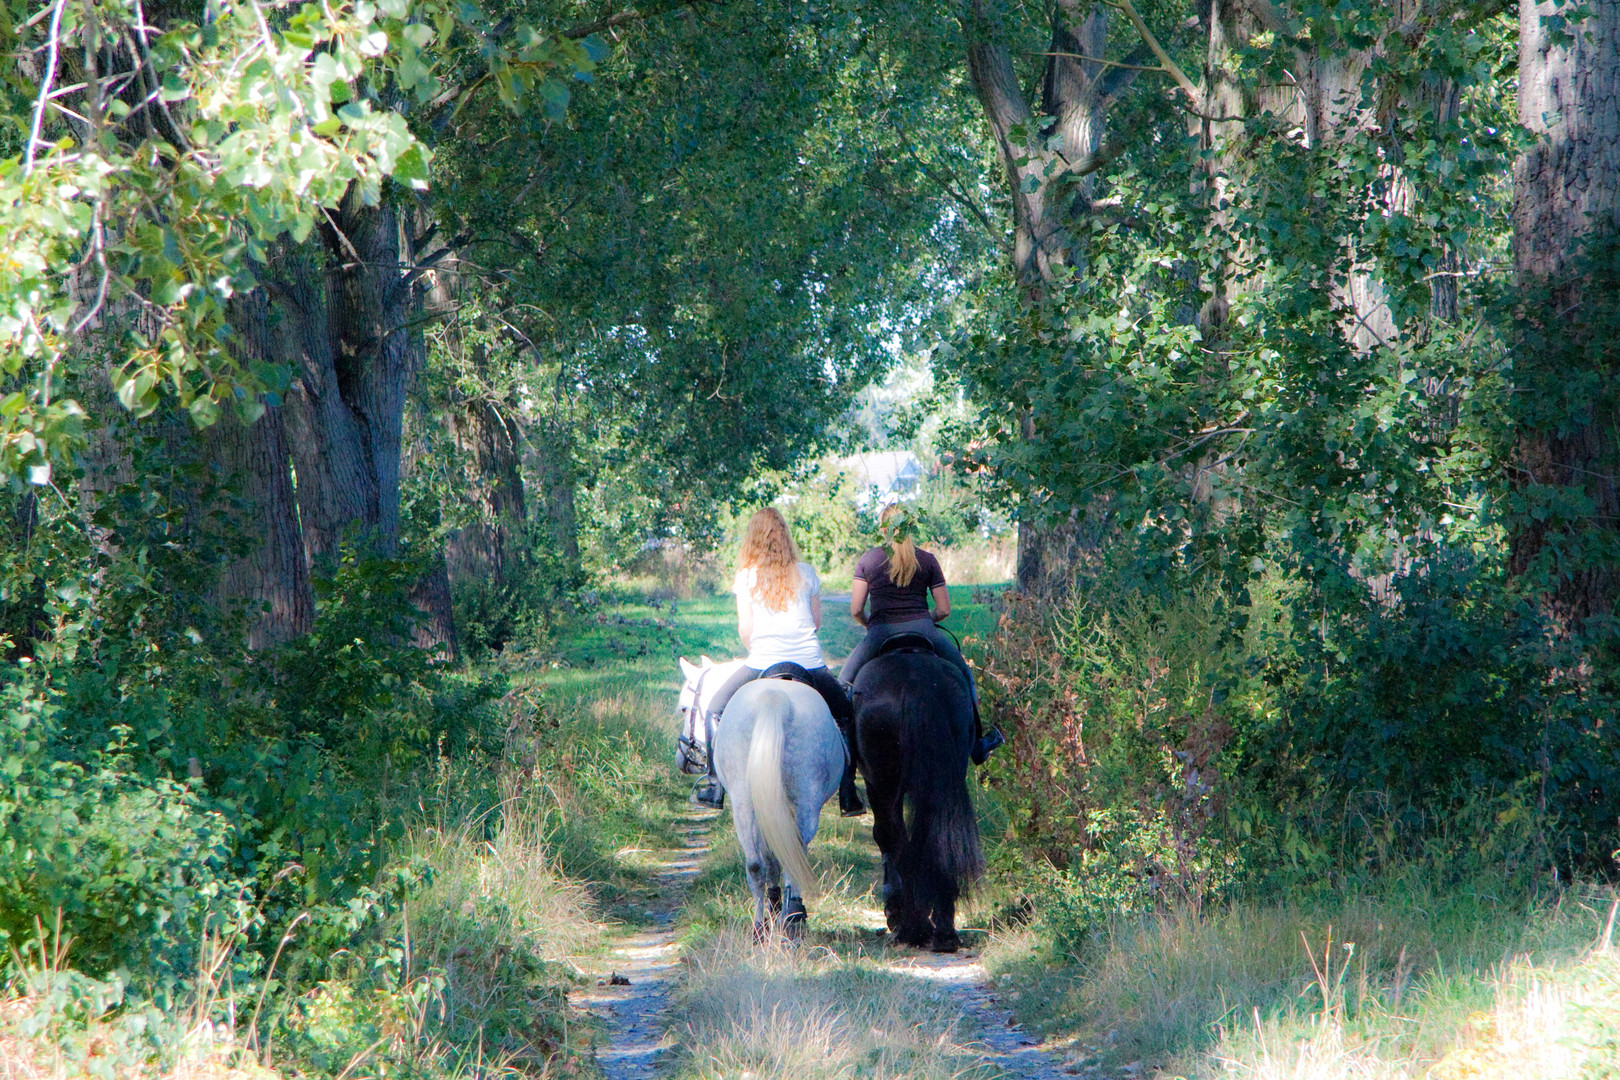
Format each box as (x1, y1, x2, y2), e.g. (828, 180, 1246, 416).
(745, 687, 820, 900)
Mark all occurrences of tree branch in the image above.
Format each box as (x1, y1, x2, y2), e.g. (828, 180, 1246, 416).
(1101, 0, 1202, 107)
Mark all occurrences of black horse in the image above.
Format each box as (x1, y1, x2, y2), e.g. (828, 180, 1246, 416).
(852, 641, 983, 952)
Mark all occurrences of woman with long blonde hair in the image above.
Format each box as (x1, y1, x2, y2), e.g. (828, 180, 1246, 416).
(842, 503, 1001, 765)
(690, 508, 857, 810)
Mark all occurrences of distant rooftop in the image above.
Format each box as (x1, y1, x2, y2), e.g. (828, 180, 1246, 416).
(838, 451, 923, 508)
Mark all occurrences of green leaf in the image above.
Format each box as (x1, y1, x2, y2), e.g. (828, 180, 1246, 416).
(188, 395, 221, 428)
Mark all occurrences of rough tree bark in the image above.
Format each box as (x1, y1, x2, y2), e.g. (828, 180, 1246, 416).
(445, 395, 528, 587)
(208, 289, 315, 647)
(281, 195, 414, 563)
(1509, 0, 1620, 632)
(963, 0, 1148, 595)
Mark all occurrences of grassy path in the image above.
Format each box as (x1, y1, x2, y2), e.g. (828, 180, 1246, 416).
(528, 584, 1620, 1080)
(569, 809, 717, 1079)
(542, 585, 1093, 1080)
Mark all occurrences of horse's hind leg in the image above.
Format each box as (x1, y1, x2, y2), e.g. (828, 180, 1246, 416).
(746, 858, 776, 942)
(781, 885, 807, 939)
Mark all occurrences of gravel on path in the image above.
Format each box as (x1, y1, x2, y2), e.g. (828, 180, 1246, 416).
(569, 810, 716, 1080)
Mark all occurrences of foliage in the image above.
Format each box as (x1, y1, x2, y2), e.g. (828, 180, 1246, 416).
(421, 0, 998, 556)
(975, 582, 1254, 922)
(0, 0, 602, 483)
(0, 671, 249, 984)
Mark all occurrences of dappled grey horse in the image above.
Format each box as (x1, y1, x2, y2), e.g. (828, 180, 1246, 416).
(681, 661, 844, 936)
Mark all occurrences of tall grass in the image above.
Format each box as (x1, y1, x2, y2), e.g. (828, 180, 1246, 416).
(980, 874, 1620, 1078)
(669, 930, 1003, 1080)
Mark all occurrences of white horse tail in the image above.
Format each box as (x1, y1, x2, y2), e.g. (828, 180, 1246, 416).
(746, 688, 819, 901)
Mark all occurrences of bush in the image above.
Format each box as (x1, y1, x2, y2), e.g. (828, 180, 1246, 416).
(976, 582, 1257, 919)
(973, 555, 1618, 919)
(0, 671, 249, 984)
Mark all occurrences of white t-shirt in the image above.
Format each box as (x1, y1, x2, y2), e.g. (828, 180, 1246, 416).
(734, 562, 826, 670)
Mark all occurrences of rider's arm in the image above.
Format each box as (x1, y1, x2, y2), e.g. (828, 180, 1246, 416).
(930, 584, 951, 623)
(849, 579, 870, 628)
(810, 591, 822, 629)
(737, 590, 753, 649)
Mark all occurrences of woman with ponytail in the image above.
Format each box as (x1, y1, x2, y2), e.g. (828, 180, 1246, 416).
(842, 503, 1001, 766)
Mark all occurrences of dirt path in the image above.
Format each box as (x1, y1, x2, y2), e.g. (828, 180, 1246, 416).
(570, 809, 715, 1079)
(885, 950, 1082, 1079)
(571, 805, 1084, 1080)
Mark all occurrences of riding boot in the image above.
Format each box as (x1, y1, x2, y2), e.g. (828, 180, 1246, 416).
(970, 700, 1005, 766)
(838, 757, 866, 817)
(692, 738, 725, 809)
(836, 721, 866, 817)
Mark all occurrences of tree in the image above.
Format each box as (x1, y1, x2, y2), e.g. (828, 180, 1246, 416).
(421, 0, 996, 567)
(960, 0, 1157, 593)
(1509, 0, 1620, 637)
(2, 0, 602, 647)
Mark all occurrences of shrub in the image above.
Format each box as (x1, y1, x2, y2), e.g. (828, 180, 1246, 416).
(0, 671, 249, 984)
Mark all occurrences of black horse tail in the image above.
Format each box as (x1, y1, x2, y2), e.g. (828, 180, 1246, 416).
(898, 681, 984, 903)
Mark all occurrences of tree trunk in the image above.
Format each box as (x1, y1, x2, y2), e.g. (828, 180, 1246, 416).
(1509, 0, 1620, 633)
(203, 402, 314, 648)
(445, 396, 528, 587)
(964, 0, 1147, 594)
(531, 417, 581, 575)
(264, 189, 459, 654)
(281, 194, 414, 564)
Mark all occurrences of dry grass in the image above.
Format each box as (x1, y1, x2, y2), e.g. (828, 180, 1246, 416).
(1209, 948, 1620, 1080)
(980, 882, 1620, 1080)
(0, 990, 285, 1080)
(406, 792, 606, 990)
(669, 929, 999, 1080)
(667, 797, 1009, 1080)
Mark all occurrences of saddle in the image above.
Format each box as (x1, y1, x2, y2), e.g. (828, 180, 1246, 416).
(875, 631, 940, 658)
(758, 660, 817, 686)
(872, 632, 975, 700)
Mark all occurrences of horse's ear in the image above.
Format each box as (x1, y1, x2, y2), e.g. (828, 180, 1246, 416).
(679, 657, 697, 678)
(699, 654, 713, 667)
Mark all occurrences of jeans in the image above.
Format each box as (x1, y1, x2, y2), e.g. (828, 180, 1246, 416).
(705, 663, 853, 726)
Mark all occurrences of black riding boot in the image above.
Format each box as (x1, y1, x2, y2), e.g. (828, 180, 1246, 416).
(970, 701, 1004, 766)
(692, 741, 725, 809)
(836, 722, 866, 817)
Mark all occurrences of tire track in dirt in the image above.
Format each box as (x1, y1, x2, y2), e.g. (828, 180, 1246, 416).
(884, 950, 1084, 1079)
(570, 809, 715, 1079)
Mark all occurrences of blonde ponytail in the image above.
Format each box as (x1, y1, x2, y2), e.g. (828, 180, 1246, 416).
(879, 504, 920, 587)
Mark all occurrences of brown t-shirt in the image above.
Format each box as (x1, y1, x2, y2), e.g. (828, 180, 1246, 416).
(854, 546, 945, 624)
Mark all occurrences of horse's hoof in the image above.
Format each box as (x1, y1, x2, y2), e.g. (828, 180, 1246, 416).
(929, 931, 960, 954)
(895, 922, 932, 949)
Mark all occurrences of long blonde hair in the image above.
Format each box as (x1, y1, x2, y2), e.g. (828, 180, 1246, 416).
(879, 503, 920, 588)
(738, 508, 803, 611)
